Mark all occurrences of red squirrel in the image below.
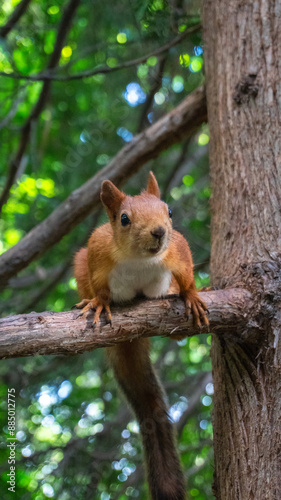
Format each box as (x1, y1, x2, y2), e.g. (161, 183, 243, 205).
(73, 172, 208, 500)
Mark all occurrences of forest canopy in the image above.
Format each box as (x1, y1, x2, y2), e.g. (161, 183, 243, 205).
(0, 1, 212, 499)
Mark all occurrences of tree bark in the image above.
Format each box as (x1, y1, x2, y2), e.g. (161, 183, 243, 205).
(203, 1, 281, 498)
(0, 87, 207, 287)
(0, 289, 252, 359)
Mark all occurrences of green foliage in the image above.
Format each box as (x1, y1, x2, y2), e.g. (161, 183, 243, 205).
(0, 0, 213, 498)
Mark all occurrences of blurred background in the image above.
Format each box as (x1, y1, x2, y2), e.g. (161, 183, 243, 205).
(0, 0, 213, 498)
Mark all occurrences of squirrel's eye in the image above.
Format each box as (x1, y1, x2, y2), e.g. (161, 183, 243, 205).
(168, 208, 172, 218)
(121, 213, 131, 226)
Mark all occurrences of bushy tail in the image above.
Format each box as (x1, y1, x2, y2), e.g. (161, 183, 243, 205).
(107, 339, 186, 500)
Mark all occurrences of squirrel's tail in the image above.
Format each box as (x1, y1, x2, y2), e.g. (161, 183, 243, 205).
(107, 339, 186, 500)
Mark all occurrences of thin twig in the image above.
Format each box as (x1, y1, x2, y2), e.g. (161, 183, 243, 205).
(0, 24, 201, 82)
(0, 0, 81, 213)
(17, 259, 72, 314)
(0, 0, 32, 38)
(162, 139, 190, 200)
(8, 265, 62, 289)
(177, 372, 213, 436)
(0, 87, 27, 130)
(137, 54, 168, 132)
(62, 37, 153, 71)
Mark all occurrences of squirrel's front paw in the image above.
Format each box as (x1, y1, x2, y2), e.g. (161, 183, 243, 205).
(73, 297, 112, 328)
(184, 291, 209, 328)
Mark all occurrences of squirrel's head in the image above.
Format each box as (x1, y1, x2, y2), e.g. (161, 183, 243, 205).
(100, 171, 173, 258)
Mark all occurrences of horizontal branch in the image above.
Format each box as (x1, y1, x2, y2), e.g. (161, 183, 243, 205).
(0, 289, 252, 360)
(0, 86, 207, 286)
(0, 24, 200, 82)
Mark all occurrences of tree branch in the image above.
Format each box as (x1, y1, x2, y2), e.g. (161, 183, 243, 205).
(177, 371, 212, 436)
(0, 87, 27, 130)
(8, 264, 65, 290)
(17, 258, 72, 314)
(162, 139, 190, 200)
(0, 0, 32, 38)
(0, 86, 207, 286)
(0, 0, 81, 213)
(137, 54, 168, 132)
(0, 24, 200, 82)
(0, 289, 253, 360)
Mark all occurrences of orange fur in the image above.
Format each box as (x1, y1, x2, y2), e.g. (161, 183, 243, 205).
(73, 247, 92, 298)
(73, 171, 208, 500)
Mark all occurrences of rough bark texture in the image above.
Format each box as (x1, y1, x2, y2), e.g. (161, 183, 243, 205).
(203, 1, 281, 499)
(0, 87, 207, 287)
(0, 289, 252, 359)
(204, 1, 281, 287)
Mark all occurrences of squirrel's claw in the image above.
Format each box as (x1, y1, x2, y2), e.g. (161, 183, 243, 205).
(74, 297, 112, 328)
(75, 299, 98, 319)
(172, 292, 209, 340)
(73, 298, 96, 310)
(92, 304, 103, 326)
(92, 302, 112, 328)
(104, 304, 112, 326)
(184, 292, 209, 328)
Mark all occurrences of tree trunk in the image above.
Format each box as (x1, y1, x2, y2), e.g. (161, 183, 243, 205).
(203, 1, 281, 499)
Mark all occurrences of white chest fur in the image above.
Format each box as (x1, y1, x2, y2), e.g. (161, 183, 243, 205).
(109, 256, 171, 303)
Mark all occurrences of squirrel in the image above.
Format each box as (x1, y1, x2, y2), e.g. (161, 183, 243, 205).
(73, 171, 208, 500)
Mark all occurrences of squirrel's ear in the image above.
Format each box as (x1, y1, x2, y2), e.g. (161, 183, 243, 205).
(100, 181, 125, 219)
(146, 171, 161, 199)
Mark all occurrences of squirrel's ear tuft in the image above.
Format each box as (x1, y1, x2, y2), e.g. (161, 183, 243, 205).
(100, 181, 125, 219)
(146, 171, 161, 199)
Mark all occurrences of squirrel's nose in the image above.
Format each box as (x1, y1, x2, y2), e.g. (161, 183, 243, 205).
(151, 226, 165, 240)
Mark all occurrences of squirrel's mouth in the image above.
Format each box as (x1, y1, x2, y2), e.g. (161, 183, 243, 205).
(147, 237, 169, 255)
(147, 244, 162, 254)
